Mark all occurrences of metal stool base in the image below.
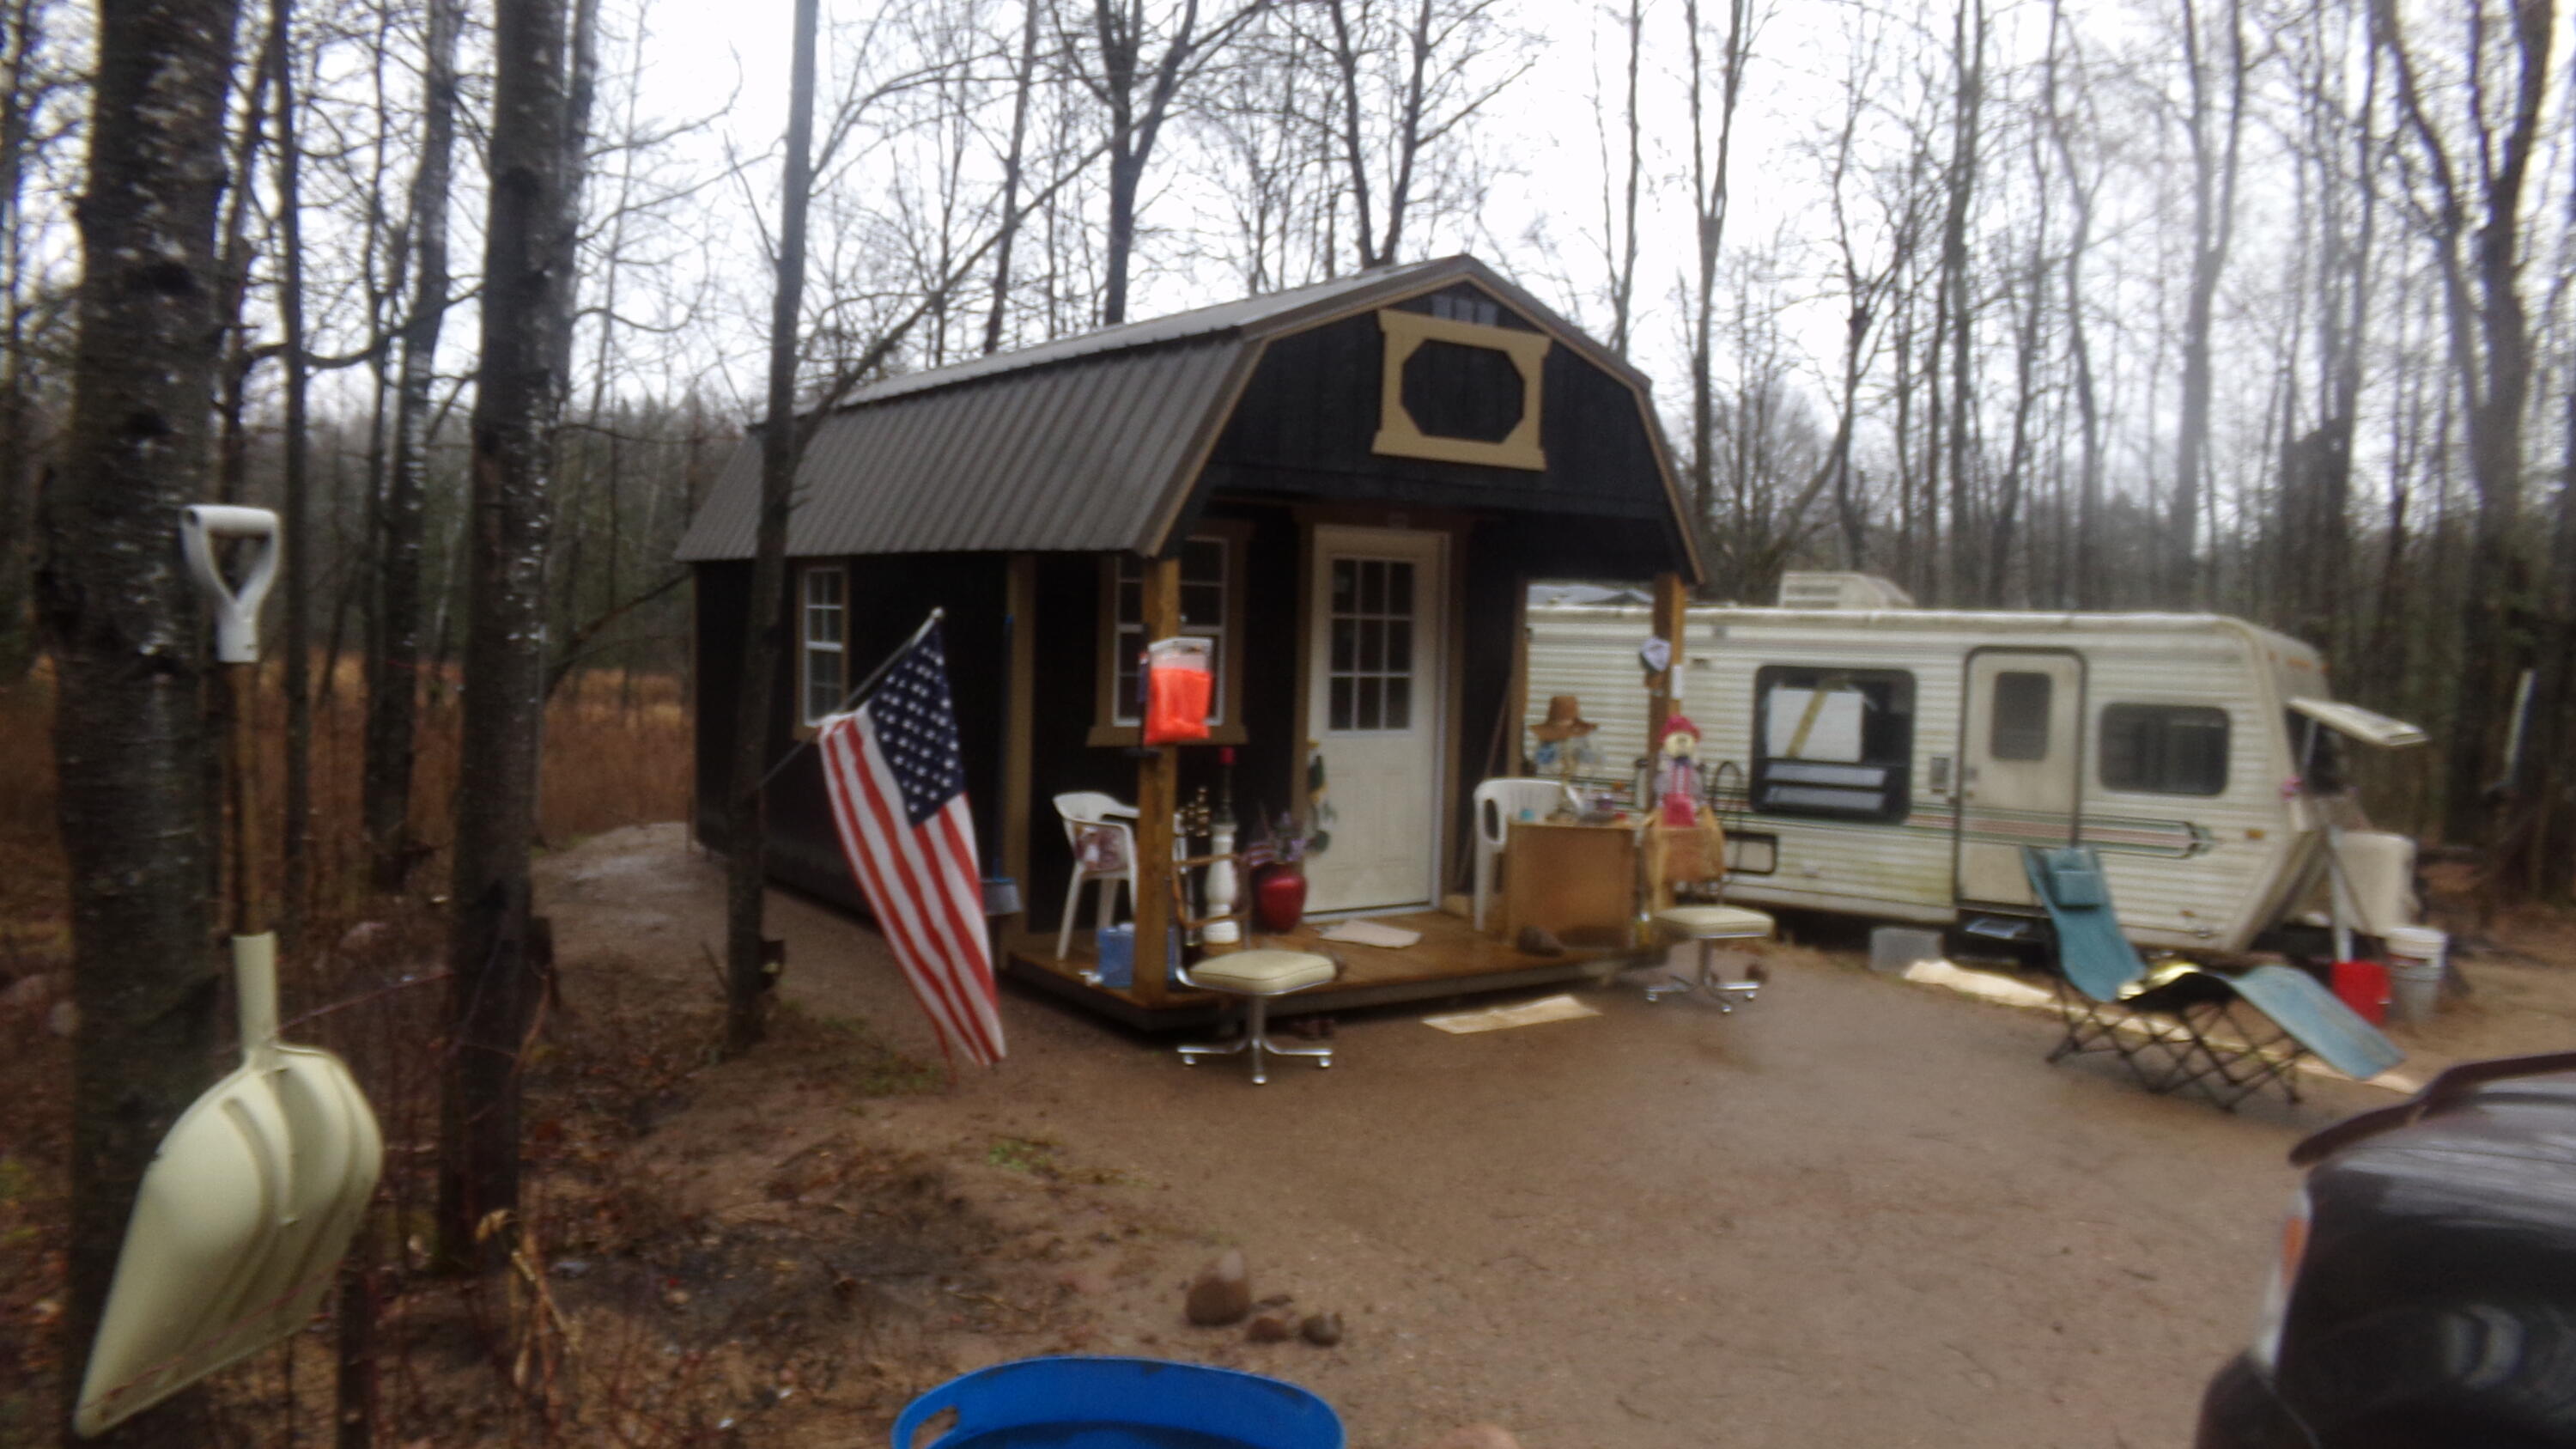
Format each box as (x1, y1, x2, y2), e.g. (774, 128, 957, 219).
(1177, 993, 1333, 1085)
(1642, 937, 1769, 1010)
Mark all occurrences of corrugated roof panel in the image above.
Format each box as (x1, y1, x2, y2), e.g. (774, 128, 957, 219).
(675, 254, 1694, 569)
(678, 337, 1255, 561)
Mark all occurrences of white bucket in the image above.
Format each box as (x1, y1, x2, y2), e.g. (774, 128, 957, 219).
(2383, 926, 2447, 1025)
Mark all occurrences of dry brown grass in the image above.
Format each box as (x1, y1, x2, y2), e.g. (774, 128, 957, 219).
(0, 660, 695, 1439)
(0, 658, 692, 953)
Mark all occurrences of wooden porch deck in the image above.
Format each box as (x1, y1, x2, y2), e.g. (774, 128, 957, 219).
(999, 910, 1637, 1031)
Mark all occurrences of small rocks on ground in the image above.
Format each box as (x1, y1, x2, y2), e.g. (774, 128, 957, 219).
(1300, 1311, 1344, 1346)
(1246, 1312, 1294, 1342)
(1515, 926, 1564, 957)
(1419, 1426, 1522, 1449)
(1184, 1248, 1251, 1326)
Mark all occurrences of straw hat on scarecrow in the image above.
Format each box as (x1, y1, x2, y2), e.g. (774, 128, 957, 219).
(1532, 695, 1596, 743)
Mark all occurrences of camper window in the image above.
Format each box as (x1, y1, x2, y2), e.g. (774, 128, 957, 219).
(2099, 703, 2229, 795)
(1991, 672, 2054, 761)
(1751, 666, 1915, 823)
(798, 564, 848, 728)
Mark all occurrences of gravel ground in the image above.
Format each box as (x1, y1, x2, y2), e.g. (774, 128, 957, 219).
(540, 824, 2431, 1449)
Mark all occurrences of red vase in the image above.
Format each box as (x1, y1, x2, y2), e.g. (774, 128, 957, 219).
(1253, 865, 1309, 934)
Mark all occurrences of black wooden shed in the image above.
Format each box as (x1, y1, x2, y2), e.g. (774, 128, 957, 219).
(677, 254, 1702, 1023)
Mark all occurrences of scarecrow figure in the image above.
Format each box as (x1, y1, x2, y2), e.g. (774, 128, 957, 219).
(1655, 713, 1710, 830)
(1529, 694, 1599, 795)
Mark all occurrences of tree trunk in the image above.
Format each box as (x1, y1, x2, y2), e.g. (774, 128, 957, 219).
(270, 0, 315, 947)
(2170, 0, 2245, 607)
(43, 0, 245, 1428)
(440, 0, 578, 1273)
(982, 0, 1040, 356)
(725, 0, 821, 1059)
(364, 0, 459, 893)
(0, 0, 43, 682)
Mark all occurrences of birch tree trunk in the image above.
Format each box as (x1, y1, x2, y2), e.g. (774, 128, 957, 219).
(45, 0, 245, 1428)
(440, 0, 578, 1273)
(364, 0, 459, 892)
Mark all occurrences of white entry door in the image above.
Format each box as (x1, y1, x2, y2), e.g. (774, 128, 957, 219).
(1303, 527, 1446, 915)
(1955, 649, 2085, 906)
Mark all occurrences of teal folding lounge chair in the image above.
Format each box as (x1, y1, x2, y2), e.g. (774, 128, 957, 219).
(2024, 846, 2403, 1110)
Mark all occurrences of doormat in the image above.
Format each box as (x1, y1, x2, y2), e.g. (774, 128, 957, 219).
(1423, 994, 1601, 1034)
(1319, 919, 1423, 949)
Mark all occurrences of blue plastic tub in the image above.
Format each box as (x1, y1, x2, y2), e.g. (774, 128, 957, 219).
(891, 1355, 1343, 1449)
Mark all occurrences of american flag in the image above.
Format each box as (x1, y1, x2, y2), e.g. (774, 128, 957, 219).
(815, 623, 1005, 1067)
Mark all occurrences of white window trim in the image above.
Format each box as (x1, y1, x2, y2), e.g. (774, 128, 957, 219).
(1093, 527, 1249, 746)
(798, 563, 848, 729)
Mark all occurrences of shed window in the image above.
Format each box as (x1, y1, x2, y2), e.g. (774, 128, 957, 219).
(1106, 534, 1234, 728)
(1751, 666, 1914, 823)
(1990, 672, 2053, 761)
(798, 565, 847, 728)
(2099, 703, 2229, 796)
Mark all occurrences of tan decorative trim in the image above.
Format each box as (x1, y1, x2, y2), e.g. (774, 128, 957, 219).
(1370, 308, 1549, 471)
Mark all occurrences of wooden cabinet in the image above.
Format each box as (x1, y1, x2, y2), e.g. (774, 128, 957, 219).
(1498, 819, 1638, 949)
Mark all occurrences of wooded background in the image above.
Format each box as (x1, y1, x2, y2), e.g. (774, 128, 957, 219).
(9, 0, 2576, 894)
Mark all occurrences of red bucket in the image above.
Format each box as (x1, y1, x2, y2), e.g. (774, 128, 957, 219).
(2331, 959, 2391, 1026)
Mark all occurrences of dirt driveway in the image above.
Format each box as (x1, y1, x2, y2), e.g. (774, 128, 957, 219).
(543, 825, 2393, 1449)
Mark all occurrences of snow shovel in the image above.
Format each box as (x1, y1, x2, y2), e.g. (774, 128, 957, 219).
(74, 505, 386, 1436)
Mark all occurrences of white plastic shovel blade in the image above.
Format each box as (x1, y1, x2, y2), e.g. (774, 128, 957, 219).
(74, 933, 384, 1436)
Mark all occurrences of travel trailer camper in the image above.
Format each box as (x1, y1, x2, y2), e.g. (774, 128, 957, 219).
(1523, 577, 2429, 955)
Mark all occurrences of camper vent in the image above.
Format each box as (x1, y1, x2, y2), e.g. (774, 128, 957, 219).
(1775, 572, 1917, 610)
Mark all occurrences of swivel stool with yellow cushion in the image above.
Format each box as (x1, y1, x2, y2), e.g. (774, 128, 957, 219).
(1176, 948, 1340, 1083)
(1646, 904, 1774, 1008)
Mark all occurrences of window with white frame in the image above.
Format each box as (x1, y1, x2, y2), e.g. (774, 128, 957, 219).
(799, 565, 847, 727)
(1107, 535, 1231, 728)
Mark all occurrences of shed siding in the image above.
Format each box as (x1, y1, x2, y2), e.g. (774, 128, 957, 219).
(1200, 311, 1680, 537)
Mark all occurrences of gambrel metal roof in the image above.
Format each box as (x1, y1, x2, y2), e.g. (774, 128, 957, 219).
(676, 255, 1694, 570)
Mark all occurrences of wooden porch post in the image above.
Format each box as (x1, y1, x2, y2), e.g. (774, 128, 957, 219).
(1131, 555, 1181, 1004)
(1648, 571, 1687, 743)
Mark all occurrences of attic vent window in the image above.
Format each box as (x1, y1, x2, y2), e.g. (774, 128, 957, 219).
(1371, 307, 1548, 471)
(1401, 340, 1523, 443)
(1429, 292, 1501, 326)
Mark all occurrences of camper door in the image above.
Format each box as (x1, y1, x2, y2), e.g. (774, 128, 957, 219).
(1955, 649, 2085, 907)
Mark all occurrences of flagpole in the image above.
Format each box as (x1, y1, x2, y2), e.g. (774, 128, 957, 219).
(755, 606, 944, 792)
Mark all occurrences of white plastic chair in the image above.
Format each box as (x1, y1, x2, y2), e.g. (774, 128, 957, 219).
(1054, 791, 1140, 960)
(1472, 777, 1575, 931)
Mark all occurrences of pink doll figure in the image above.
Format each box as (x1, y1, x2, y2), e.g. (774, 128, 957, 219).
(1656, 714, 1705, 829)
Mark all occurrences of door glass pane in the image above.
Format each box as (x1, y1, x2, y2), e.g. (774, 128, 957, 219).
(1324, 551, 1421, 734)
(1991, 671, 2052, 761)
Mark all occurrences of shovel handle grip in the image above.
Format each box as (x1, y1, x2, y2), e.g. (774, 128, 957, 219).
(181, 505, 280, 665)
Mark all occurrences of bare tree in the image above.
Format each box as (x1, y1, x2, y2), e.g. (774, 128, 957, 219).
(726, 0, 822, 1058)
(1314, 0, 1528, 271)
(2167, 0, 2247, 605)
(1059, 0, 1264, 325)
(440, 0, 584, 1271)
(1682, 0, 1752, 545)
(363, 0, 461, 893)
(42, 0, 246, 1430)
(2377, 0, 2555, 851)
